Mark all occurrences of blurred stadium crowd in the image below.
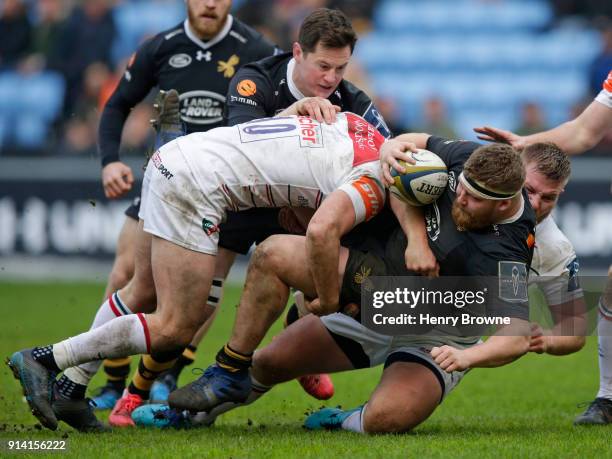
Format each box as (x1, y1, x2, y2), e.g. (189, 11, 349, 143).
(0, 0, 611, 157)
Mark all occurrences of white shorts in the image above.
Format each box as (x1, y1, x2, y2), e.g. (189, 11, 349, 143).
(139, 141, 226, 255)
(321, 313, 474, 400)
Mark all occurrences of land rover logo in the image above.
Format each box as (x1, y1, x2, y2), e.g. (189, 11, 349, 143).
(169, 53, 192, 68)
(180, 90, 226, 124)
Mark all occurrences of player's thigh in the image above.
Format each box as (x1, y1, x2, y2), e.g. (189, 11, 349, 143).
(363, 361, 441, 433)
(150, 235, 216, 332)
(253, 314, 354, 385)
(215, 247, 237, 278)
(253, 234, 349, 299)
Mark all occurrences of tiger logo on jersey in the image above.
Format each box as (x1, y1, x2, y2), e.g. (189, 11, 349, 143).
(218, 54, 240, 78)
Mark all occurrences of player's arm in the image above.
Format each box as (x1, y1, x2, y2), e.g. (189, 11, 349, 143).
(305, 190, 358, 316)
(224, 67, 271, 125)
(431, 319, 531, 372)
(474, 99, 612, 155)
(389, 195, 439, 277)
(99, 40, 158, 198)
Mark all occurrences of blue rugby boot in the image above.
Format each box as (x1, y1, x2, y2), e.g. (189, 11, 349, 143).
(574, 397, 612, 425)
(150, 372, 178, 403)
(132, 403, 191, 429)
(304, 406, 362, 431)
(91, 382, 122, 410)
(168, 364, 251, 412)
(6, 349, 58, 430)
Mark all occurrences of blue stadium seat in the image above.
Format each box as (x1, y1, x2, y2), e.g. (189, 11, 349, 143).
(19, 72, 65, 121)
(112, 2, 186, 63)
(14, 115, 48, 149)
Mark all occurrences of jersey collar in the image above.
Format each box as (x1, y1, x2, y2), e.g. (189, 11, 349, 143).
(184, 15, 234, 50)
(286, 58, 306, 100)
(497, 194, 525, 224)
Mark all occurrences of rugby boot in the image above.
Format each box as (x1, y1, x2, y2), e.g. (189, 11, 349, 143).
(168, 364, 250, 412)
(108, 390, 144, 427)
(298, 374, 335, 400)
(52, 388, 109, 432)
(304, 406, 363, 430)
(132, 403, 192, 429)
(151, 89, 184, 149)
(91, 382, 122, 410)
(6, 349, 58, 430)
(150, 372, 178, 403)
(574, 397, 612, 425)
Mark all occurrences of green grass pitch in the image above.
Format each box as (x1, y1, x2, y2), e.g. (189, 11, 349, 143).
(0, 281, 608, 458)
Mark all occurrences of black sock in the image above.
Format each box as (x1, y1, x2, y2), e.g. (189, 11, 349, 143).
(216, 344, 252, 373)
(108, 379, 126, 392)
(56, 375, 86, 400)
(284, 303, 300, 327)
(167, 345, 197, 379)
(31, 346, 61, 373)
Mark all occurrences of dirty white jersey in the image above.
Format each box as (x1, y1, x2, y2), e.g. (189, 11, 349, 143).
(530, 215, 582, 306)
(595, 70, 612, 109)
(173, 112, 385, 223)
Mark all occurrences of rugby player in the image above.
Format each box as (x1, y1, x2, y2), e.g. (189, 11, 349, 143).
(166, 132, 536, 433)
(475, 70, 612, 425)
(215, 7, 392, 400)
(94, 0, 277, 419)
(6, 112, 387, 432)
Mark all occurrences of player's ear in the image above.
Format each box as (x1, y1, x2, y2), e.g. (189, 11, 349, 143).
(293, 42, 303, 61)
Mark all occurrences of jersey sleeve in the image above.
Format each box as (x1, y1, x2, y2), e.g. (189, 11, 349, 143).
(532, 256, 583, 306)
(224, 65, 273, 125)
(595, 70, 612, 109)
(466, 251, 531, 320)
(98, 37, 159, 166)
(426, 136, 479, 170)
(338, 163, 386, 226)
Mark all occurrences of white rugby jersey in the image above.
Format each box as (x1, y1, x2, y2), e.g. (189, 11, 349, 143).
(173, 112, 386, 224)
(595, 70, 612, 109)
(530, 215, 582, 306)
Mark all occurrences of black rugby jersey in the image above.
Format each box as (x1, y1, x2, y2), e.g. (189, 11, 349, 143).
(98, 16, 278, 166)
(224, 51, 392, 138)
(384, 136, 536, 317)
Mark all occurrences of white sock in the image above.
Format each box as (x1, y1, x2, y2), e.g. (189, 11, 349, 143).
(53, 313, 149, 370)
(63, 292, 133, 385)
(341, 404, 366, 433)
(597, 300, 612, 400)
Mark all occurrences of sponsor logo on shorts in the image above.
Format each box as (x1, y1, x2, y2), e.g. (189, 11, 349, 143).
(498, 261, 528, 302)
(297, 116, 322, 147)
(354, 265, 374, 292)
(180, 91, 225, 125)
(218, 54, 240, 78)
(151, 151, 174, 180)
(202, 218, 219, 236)
(169, 53, 192, 68)
(237, 79, 257, 96)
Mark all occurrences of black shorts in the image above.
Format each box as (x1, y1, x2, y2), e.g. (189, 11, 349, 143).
(218, 208, 289, 255)
(339, 248, 388, 307)
(124, 196, 141, 221)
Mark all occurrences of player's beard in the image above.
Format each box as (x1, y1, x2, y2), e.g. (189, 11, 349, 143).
(451, 200, 494, 231)
(188, 6, 229, 40)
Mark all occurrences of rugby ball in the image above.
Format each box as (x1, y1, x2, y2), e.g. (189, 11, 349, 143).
(390, 149, 448, 206)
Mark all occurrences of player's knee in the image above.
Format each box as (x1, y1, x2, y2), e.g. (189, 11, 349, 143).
(251, 236, 286, 273)
(363, 396, 426, 434)
(253, 347, 291, 385)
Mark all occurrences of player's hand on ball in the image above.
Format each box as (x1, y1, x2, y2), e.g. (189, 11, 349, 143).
(473, 126, 527, 150)
(405, 240, 439, 278)
(380, 139, 417, 185)
(431, 345, 470, 372)
(295, 97, 341, 124)
(102, 161, 134, 199)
